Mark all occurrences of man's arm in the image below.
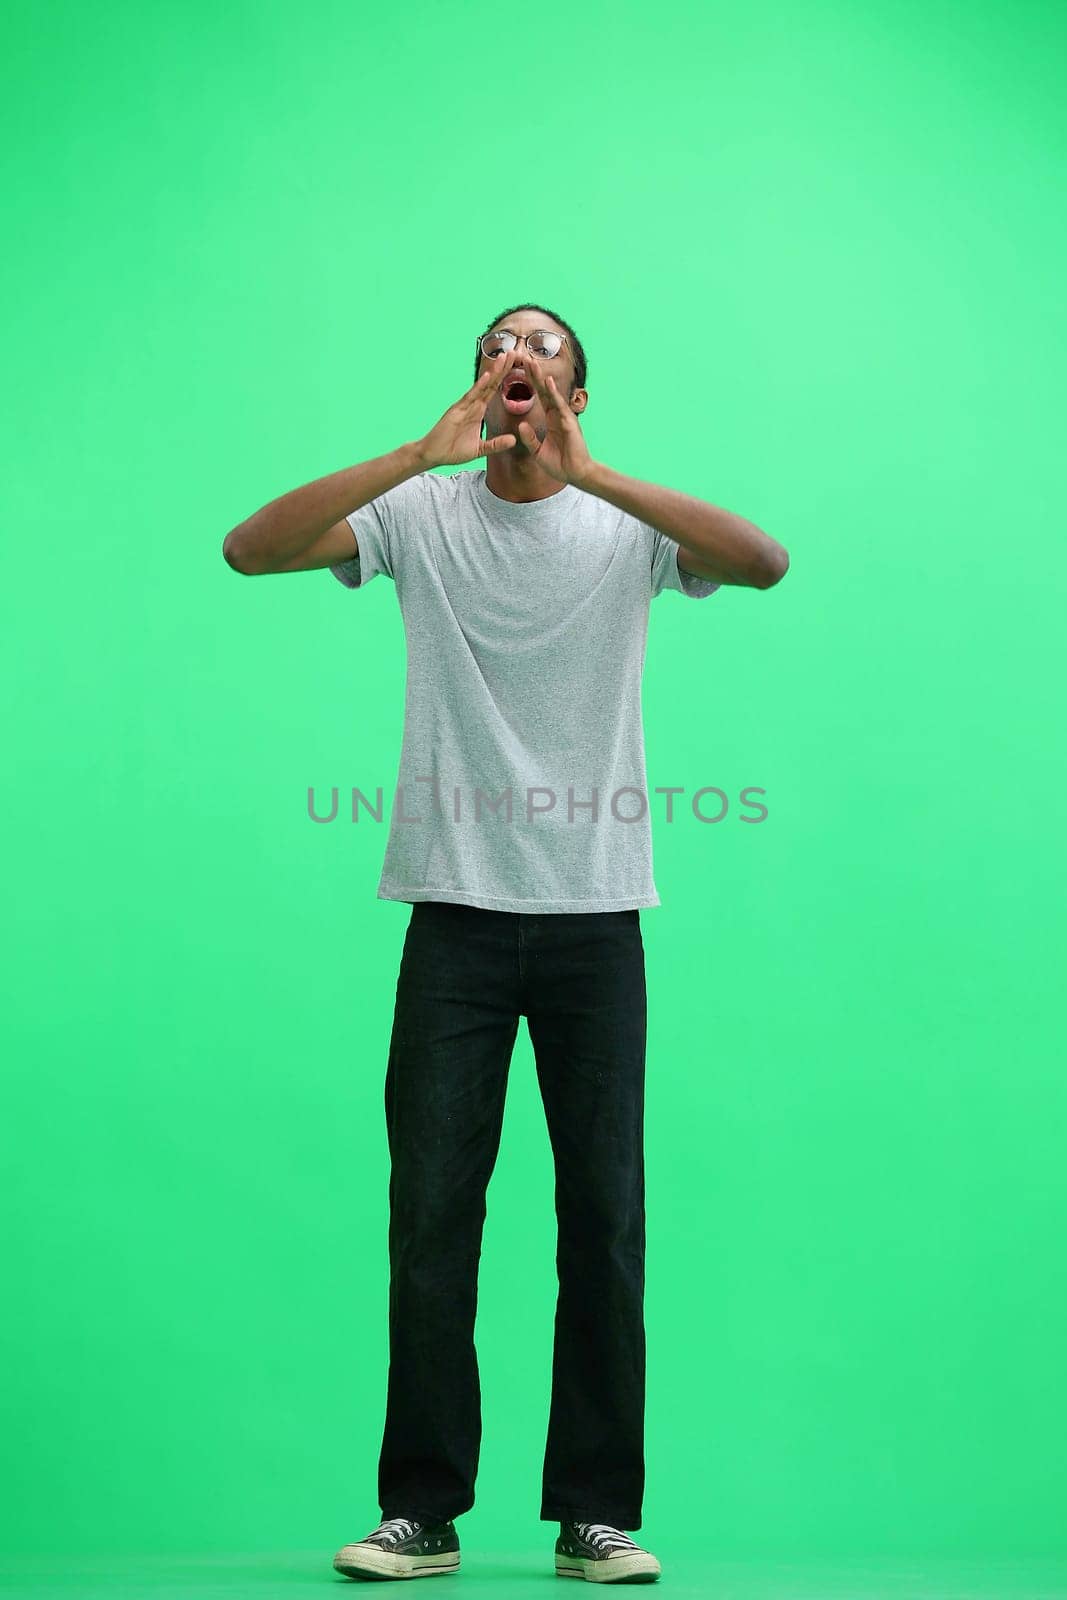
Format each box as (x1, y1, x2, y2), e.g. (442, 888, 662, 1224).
(222, 440, 428, 575)
(580, 462, 789, 589)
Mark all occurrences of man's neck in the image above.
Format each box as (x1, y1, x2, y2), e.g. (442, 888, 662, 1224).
(485, 445, 568, 505)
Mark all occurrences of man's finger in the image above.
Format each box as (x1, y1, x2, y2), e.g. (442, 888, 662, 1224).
(471, 347, 518, 420)
(482, 431, 517, 455)
(523, 351, 546, 400)
(477, 346, 518, 393)
(523, 353, 566, 417)
(541, 368, 571, 418)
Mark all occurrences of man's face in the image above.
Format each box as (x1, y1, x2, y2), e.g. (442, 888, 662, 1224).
(477, 312, 587, 446)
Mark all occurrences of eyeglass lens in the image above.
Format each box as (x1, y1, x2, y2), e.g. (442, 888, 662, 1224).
(481, 330, 562, 358)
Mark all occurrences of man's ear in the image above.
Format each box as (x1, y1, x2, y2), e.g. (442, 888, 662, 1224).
(570, 388, 589, 415)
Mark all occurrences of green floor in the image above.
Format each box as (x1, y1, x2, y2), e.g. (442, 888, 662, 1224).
(2, 1553, 1066, 1599)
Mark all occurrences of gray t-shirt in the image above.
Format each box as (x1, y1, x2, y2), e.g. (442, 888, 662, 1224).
(329, 467, 722, 913)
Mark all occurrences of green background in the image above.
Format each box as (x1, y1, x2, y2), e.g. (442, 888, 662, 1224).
(3, 0, 1065, 1592)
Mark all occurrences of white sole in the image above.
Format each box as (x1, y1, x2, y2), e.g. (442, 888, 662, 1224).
(555, 1551, 661, 1582)
(333, 1543, 460, 1580)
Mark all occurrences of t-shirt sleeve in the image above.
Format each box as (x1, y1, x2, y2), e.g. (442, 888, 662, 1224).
(648, 524, 723, 600)
(328, 473, 427, 590)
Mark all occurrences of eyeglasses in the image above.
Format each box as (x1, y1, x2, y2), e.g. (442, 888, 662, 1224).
(478, 328, 569, 360)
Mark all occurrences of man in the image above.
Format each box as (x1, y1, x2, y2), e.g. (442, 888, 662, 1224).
(222, 304, 789, 1583)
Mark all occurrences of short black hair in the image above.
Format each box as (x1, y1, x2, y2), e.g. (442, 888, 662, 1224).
(475, 303, 587, 437)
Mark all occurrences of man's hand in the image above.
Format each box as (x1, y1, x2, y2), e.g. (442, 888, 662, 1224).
(415, 350, 523, 469)
(514, 353, 596, 489)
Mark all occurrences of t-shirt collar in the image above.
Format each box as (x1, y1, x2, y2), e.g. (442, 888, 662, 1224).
(474, 469, 579, 518)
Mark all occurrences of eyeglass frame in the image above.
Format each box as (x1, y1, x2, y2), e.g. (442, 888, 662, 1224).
(477, 328, 572, 362)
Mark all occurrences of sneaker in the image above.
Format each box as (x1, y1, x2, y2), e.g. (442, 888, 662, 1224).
(333, 1514, 461, 1580)
(554, 1520, 661, 1583)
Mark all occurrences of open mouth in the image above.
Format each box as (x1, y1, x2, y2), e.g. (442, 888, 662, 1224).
(502, 377, 536, 415)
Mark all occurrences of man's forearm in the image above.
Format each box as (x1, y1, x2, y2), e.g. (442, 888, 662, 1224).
(222, 440, 427, 571)
(580, 461, 788, 588)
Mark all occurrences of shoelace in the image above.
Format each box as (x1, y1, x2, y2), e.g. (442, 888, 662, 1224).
(367, 1515, 420, 1544)
(574, 1521, 640, 1554)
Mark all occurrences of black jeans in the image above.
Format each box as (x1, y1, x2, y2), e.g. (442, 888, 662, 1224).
(377, 899, 648, 1532)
